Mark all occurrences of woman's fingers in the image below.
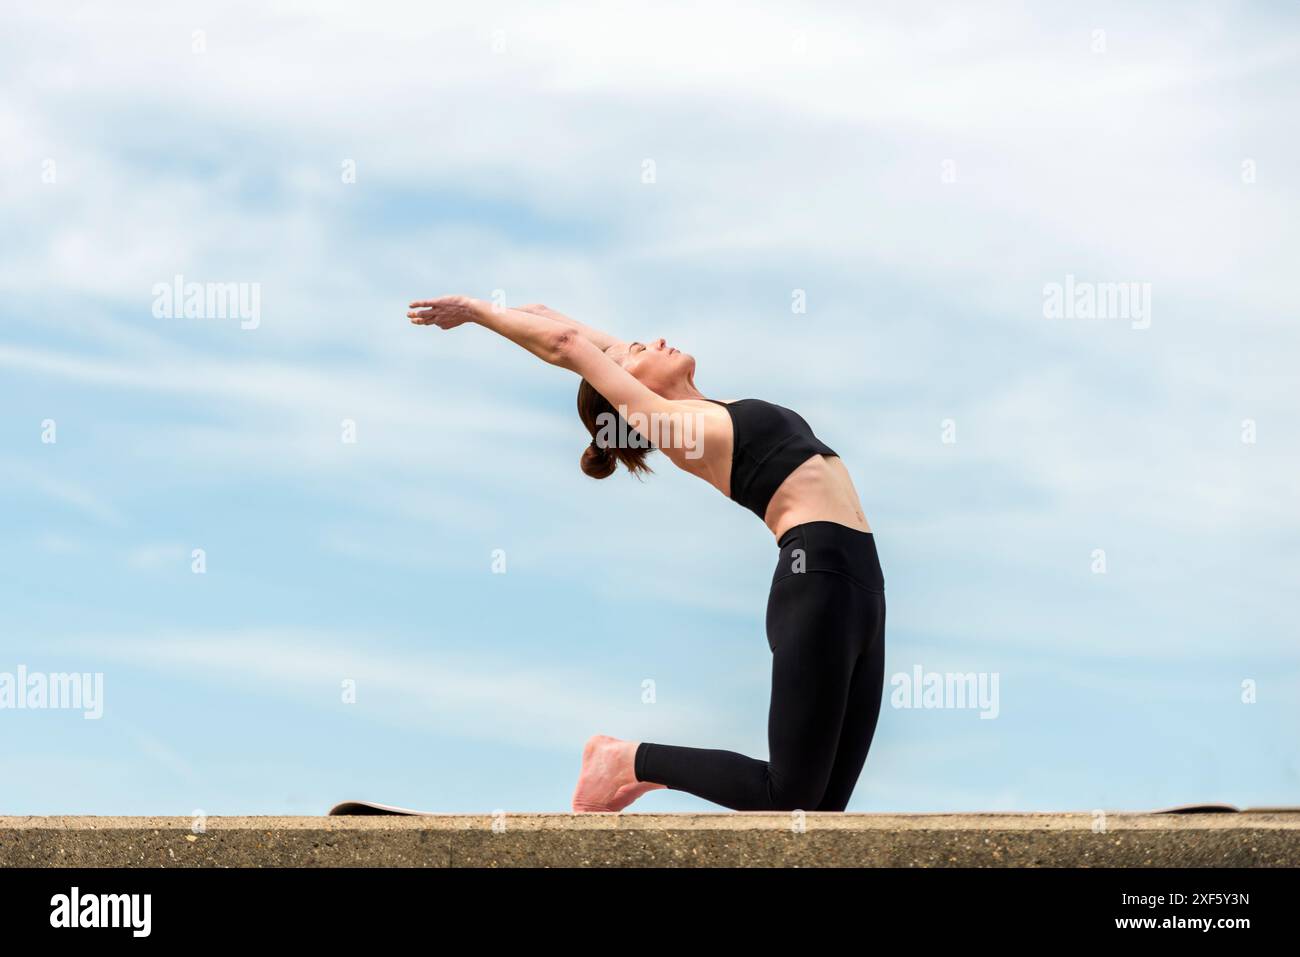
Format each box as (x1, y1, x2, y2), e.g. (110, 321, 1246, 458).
(408, 308, 458, 328)
(408, 296, 477, 328)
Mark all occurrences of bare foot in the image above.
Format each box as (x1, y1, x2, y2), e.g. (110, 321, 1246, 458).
(571, 734, 666, 813)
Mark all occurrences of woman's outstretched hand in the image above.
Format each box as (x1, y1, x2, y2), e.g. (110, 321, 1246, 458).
(407, 295, 484, 329)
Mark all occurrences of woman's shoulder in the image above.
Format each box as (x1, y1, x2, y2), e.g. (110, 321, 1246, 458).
(654, 401, 733, 487)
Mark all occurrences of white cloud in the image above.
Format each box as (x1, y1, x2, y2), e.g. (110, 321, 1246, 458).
(1, 458, 126, 526)
(56, 629, 722, 751)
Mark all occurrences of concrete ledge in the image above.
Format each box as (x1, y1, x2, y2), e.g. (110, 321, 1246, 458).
(2, 812, 1297, 867)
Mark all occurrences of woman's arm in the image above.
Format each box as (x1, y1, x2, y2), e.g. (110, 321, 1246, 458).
(408, 297, 624, 358)
(512, 303, 626, 353)
(408, 295, 676, 422)
(408, 295, 568, 364)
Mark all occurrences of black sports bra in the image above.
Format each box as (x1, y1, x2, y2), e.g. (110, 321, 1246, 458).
(706, 398, 838, 522)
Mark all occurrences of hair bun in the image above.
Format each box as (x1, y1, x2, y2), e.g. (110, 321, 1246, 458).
(581, 438, 617, 479)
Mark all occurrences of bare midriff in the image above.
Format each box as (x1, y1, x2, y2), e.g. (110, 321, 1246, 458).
(761, 453, 871, 540)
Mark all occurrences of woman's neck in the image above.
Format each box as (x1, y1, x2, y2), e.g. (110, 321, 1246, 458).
(659, 375, 706, 401)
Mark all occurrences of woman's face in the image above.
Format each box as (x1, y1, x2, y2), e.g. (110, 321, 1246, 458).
(607, 338, 695, 392)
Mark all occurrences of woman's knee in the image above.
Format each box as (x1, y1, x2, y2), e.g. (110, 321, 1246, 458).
(766, 773, 828, 811)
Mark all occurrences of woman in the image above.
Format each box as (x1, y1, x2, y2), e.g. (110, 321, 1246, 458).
(409, 296, 886, 813)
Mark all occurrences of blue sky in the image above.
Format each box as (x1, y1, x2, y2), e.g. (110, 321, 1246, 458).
(2, 1, 1297, 815)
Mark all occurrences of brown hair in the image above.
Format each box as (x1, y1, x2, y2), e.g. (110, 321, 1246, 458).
(576, 378, 654, 479)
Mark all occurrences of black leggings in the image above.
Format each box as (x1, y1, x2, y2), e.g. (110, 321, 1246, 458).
(635, 521, 886, 811)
